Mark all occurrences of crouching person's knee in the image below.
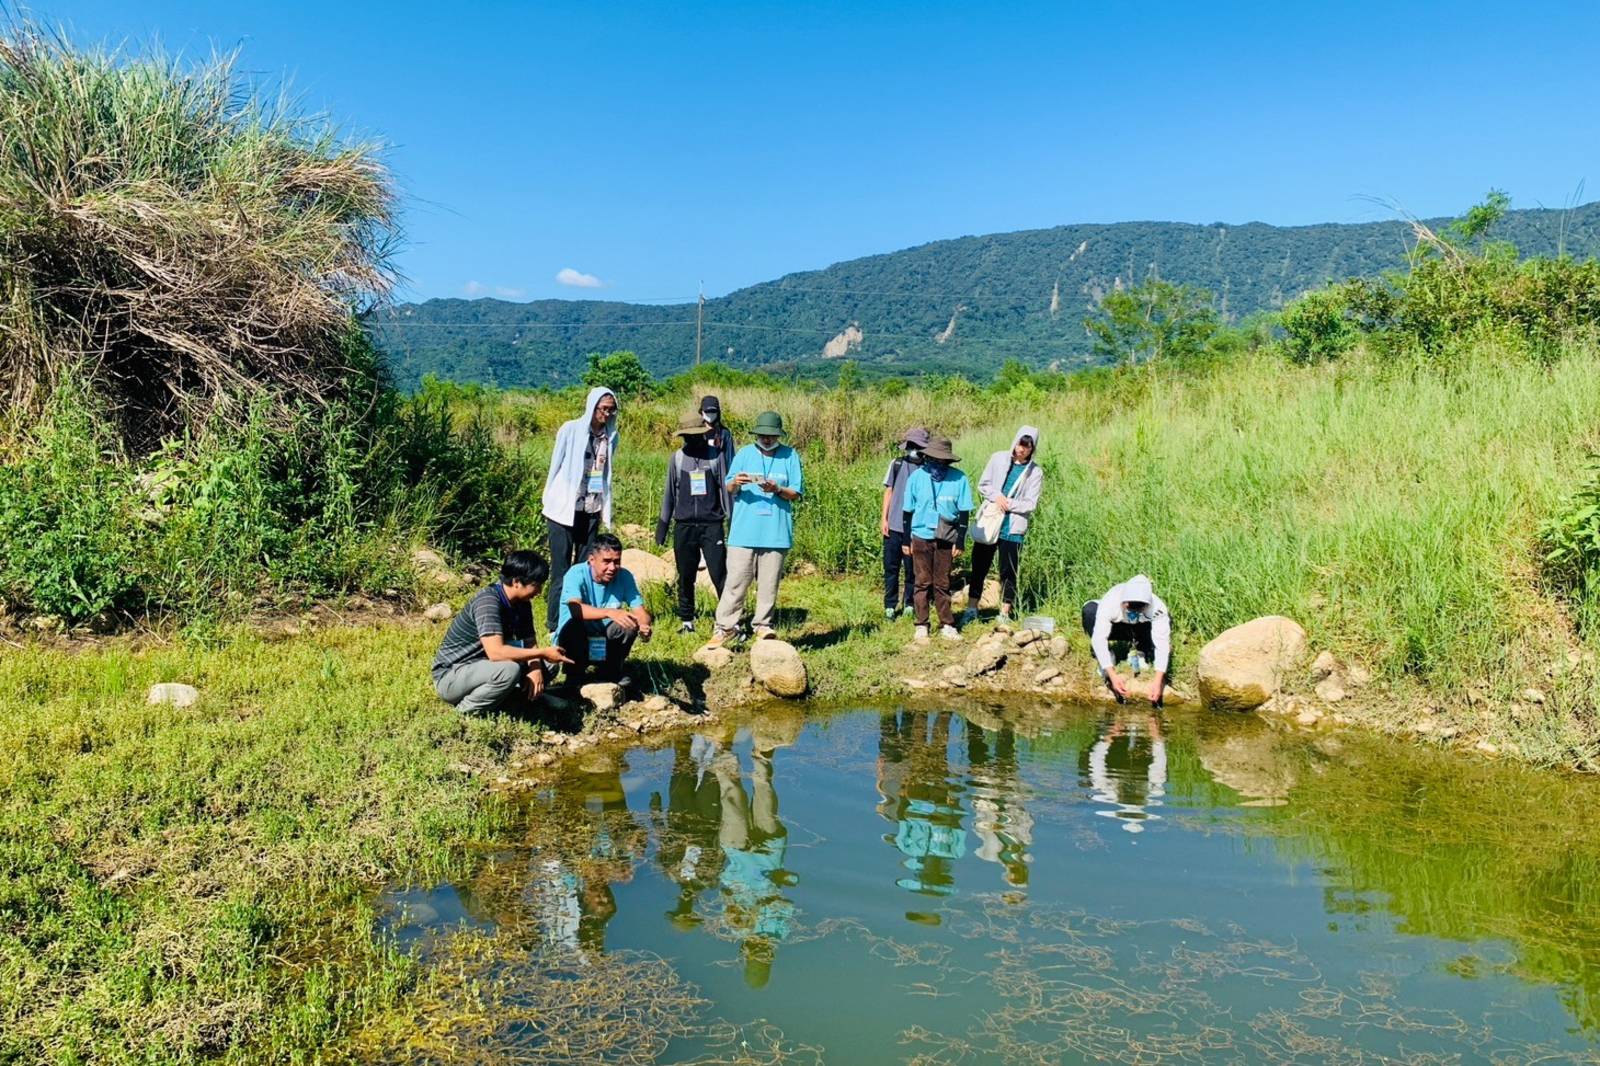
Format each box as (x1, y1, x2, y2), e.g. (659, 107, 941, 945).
(487, 660, 522, 690)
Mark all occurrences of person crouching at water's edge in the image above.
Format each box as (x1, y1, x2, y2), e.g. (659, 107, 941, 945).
(557, 534, 652, 685)
(432, 550, 573, 714)
(1082, 574, 1170, 706)
(709, 411, 803, 646)
(965, 425, 1042, 625)
(902, 436, 973, 643)
(541, 387, 619, 632)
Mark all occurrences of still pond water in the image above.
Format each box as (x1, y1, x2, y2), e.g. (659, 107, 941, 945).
(382, 701, 1600, 1063)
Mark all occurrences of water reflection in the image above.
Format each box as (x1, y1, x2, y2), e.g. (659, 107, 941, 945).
(1082, 711, 1167, 833)
(877, 711, 967, 900)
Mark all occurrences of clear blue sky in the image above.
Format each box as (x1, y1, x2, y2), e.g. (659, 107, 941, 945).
(49, 1, 1600, 303)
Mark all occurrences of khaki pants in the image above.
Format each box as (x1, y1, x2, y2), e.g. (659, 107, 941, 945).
(715, 545, 787, 632)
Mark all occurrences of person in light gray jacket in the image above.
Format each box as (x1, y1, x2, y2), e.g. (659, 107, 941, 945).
(963, 425, 1042, 623)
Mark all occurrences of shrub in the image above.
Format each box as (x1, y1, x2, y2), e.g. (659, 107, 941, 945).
(1540, 453, 1600, 636)
(1281, 286, 1360, 364)
(583, 350, 653, 399)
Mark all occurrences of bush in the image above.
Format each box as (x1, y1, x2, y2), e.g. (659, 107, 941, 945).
(1540, 454, 1600, 636)
(1281, 286, 1360, 364)
(583, 350, 653, 399)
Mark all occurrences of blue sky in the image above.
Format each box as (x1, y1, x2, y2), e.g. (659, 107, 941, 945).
(50, 1, 1600, 303)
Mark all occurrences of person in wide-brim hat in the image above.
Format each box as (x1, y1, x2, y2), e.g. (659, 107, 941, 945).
(674, 413, 711, 436)
(752, 411, 787, 438)
(658, 411, 732, 635)
(707, 410, 804, 647)
(901, 434, 974, 643)
(922, 436, 960, 463)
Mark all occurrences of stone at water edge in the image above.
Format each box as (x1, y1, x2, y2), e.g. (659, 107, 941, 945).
(1196, 615, 1308, 712)
(1311, 650, 1338, 681)
(1314, 677, 1346, 703)
(579, 682, 625, 712)
(1034, 667, 1061, 685)
(1048, 636, 1070, 659)
(964, 642, 1007, 677)
(423, 602, 453, 622)
(1013, 629, 1040, 647)
(620, 548, 676, 584)
(693, 645, 736, 670)
(750, 639, 808, 698)
(147, 683, 200, 708)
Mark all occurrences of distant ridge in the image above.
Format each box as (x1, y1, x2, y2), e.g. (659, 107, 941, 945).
(369, 202, 1600, 388)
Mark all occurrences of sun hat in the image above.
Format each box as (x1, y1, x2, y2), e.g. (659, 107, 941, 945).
(923, 435, 960, 463)
(902, 426, 932, 449)
(675, 412, 711, 436)
(752, 411, 786, 437)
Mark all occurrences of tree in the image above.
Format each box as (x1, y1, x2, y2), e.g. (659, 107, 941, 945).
(1083, 279, 1218, 366)
(582, 350, 652, 398)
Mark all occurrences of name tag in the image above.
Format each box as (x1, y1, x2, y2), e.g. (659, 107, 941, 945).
(588, 636, 608, 661)
(755, 501, 775, 517)
(689, 470, 707, 497)
(587, 466, 605, 495)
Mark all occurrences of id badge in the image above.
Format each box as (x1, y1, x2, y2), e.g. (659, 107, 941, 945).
(587, 636, 608, 662)
(755, 500, 775, 517)
(587, 466, 605, 495)
(689, 470, 707, 497)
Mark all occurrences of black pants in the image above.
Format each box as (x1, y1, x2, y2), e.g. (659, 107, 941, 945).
(672, 520, 728, 621)
(546, 510, 599, 632)
(967, 539, 1021, 609)
(557, 617, 637, 682)
(1080, 600, 1156, 661)
(882, 528, 915, 610)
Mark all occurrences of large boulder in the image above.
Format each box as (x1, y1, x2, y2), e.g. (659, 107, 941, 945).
(621, 548, 676, 584)
(951, 579, 1002, 611)
(750, 639, 808, 697)
(1196, 616, 1307, 711)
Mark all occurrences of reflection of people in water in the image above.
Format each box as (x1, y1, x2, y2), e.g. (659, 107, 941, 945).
(877, 710, 969, 897)
(967, 723, 1034, 886)
(712, 737, 797, 989)
(656, 732, 731, 929)
(1082, 713, 1167, 833)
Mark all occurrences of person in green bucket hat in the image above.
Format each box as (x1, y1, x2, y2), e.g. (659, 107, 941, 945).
(708, 411, 804, 646)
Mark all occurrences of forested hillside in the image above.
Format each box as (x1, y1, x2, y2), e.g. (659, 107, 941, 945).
(369, 202, 1600, 388)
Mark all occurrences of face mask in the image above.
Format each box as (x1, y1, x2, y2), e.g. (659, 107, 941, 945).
(703, 413, 715, 425)
(905, 445, 922, 460)
(1124, 606, 1143, 624)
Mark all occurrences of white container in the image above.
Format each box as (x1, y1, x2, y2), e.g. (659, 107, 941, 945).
(1021, 615, 1055, 633)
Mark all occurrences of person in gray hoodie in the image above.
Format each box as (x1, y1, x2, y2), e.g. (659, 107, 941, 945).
(541, 387, 619, 632)
(962, 426, 1043, 623)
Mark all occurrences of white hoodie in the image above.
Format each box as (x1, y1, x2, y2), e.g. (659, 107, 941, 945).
(541, 387, 619, 527)
(1091, 574, 1172, 673)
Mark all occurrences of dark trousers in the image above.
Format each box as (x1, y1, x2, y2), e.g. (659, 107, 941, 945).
(882, 528, 915, 610)
(672, 520, 728, 621)
(967, 539, 1021, 609)
(911, 537, 955, 627)
(1080, 600, 1156, 661)
(546, 510, 599, 631)
(557, 616, 637, 682)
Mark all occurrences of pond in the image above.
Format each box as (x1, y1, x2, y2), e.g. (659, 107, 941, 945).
(378, 701, 1600, 1063)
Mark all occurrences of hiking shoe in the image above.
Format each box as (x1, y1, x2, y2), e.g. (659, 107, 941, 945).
(940, 625, 961, 641)
(959, 608, 978, 627)
(678, 620, 696, 634)
(704, 628, 731, 649)
(753, 625, 777, 640)
(884, 607, 898, 621)
(914, 625, 930, 643)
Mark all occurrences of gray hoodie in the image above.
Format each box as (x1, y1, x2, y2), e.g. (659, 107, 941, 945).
(976, 425, 1044, 538)
(541, 387, 619, 527)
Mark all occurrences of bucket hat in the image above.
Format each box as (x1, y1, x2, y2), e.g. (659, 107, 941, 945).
(923, 436, 960, 463)
(752, 411, 787, 438)
(902, 426, 932, 449)
(675, 412, 710, 436)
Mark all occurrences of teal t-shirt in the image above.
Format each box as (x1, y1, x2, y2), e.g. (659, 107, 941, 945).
(557, 560, 643, 634)
(999, 463, 1026, 542)
(903, 464, 974, 541)
(726, 444, 804, 549)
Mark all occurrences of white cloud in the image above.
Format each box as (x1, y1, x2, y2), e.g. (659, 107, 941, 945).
(463, 280, 487, 296)
(494, 286, 526, 299)
(463, 280, 526, 300)
(556, 267, 605, 289)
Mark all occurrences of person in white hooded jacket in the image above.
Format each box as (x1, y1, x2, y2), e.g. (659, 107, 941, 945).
(962, 426, 1043, 623)
(541, 387, 619, 631)
(1082, 574, 1171, 706)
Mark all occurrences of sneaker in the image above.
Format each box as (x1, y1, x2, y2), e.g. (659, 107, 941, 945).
(900, 605, 916, 619)
(884, 607, 898, 621)
(940, 625, 961, 641)
(753, 625, 777, 640)
(959, 608, 978, 627)
(997, 607, 1013, 624)
(914, 625, 930, 643)
(679, 620, 696, 635)
(704, 628, 731, 649)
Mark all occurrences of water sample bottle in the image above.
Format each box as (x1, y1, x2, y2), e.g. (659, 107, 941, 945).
(1129, 651, 1145, 675)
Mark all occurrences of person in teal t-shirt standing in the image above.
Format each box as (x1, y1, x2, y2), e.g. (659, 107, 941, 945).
(965, 425, 1043, 625)
(709, 412, 804, 646)
(901, 435, 973, 642)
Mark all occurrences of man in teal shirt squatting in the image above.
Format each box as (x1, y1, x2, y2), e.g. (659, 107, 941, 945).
(709, 411, 804, 646)
(902, 435, 973, 643)
(556, 533, 653, 684)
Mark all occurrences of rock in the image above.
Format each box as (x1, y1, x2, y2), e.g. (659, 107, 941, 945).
(994, 623, 1015, 636)
(618, 523, 649, 542)
(964, 643, 1007, 677)
(1413, 717, 1437, 735)
(940, 665, 969, 688)
(1196, 616, 1308, 712)
(411, 547, 465, 589)
(621, 548, 676, 584)
(1475, 739, 1499, 755)
(1345, 663, 1372, 688)
(1048, 637, 1070, 659)
(423, 602, 453, 622)
(750, 639, 808, 697)
(902, 676, 930, 691)
(1197, 724, 1299, 807)
(1522, 687, 1547, 705)
(1014, 629, 1041, 647)
(411, 547, 447, 570)
(1311, 650, 1338, 681)
(1314, 678, 1346, 703)
(693, 645, 736, 670)
(147, 683, 199, 708)
(1295, 709, 1323, 727)
(1034, 667, 1061, 685)
(579, 682, 625, 712)
(640, 694, 673, 713)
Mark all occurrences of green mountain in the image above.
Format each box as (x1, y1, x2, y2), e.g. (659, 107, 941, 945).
(369, 203, 1600, 389)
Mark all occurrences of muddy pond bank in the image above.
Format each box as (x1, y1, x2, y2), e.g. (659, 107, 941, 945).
(361, 698, 1600, 1063)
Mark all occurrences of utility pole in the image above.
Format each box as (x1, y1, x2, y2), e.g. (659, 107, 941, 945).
(695, 284, 704, 366)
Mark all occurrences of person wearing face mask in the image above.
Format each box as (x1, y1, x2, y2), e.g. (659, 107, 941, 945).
(901, 435, 973, 642)
(880, 427, 931, 620)
(1082, 574, 1171, 706)
(963, 426, 1043, 625)
(707, 411, 804, 646)
(541, 387, 619, 633)
(657, 413, 731, 634)
(699, 395, 736, 467)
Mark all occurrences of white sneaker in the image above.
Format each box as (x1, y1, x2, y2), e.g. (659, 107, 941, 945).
(678, 620, 696, 634)
(884, 607, 897, 621)
(940, 625, 961, 641)
(914, 625, 930, 643)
